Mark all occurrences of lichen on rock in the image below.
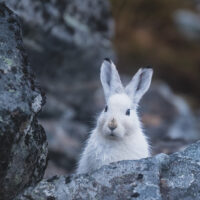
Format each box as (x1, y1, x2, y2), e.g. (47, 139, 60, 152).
(0, 3, 47, 200)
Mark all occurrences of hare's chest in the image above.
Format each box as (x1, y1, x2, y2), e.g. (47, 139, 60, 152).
(85, 134, 149, 172)
(89, 140, 129, 166)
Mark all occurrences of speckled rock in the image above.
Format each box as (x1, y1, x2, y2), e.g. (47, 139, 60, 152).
(161, 141, 200, 200)
(4, 0, 113, 48)
(0, 3, 47, 200)
(2, 0, 114, 79)
(15, 141, 200, 200)
(1, 0, 115, 177)
(17, 154, 166, 200)
(2, 0, 115, 123)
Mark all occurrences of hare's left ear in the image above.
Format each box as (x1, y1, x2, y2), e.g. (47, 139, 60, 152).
(125, 68, 153, 105)
(100, 59, 123, 102)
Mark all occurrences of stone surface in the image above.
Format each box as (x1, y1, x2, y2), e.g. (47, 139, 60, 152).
(2, 0, 115, 123)
(2, 0, 114, 79)
(0, 3, 47, 200)
(16, 140, 200, 200)
(160, 141, 200, 200)
(0, 0, 115, 177)
(0, 0, 116, 178)
(1, 1, 200, 199)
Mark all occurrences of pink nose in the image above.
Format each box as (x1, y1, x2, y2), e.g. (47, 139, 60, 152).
(108, 118, 117, 131)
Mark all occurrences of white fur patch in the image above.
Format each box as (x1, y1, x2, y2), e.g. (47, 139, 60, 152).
(77, 61, 153, 174)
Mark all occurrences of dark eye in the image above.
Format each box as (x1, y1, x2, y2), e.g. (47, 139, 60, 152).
(126, 109, 130, 116)
(104, 105, 108, 112)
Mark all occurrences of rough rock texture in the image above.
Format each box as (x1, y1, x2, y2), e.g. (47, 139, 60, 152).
(16, 140, 200, 200)
(0, 0, 115, 178)
(2, 0, 114, 123)
(1, 0, 116, 176)
(1, 2, 200, 200)
(160, 141, 200, 200)
(0, 3, 47, 200)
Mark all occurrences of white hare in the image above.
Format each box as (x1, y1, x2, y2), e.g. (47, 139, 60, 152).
(77, 58, 153, 174)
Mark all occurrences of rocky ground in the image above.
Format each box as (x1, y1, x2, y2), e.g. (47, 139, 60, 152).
(0, 1, 200, 200)
(16, 141, 200, 200)
(1, 0, 200, 178)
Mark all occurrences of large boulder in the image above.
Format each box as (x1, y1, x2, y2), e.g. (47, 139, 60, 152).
(1, 0, 115, 177)
(16, 140, 200, 200)
(0, 3, 47, 200)
(2, 0, 115, 122)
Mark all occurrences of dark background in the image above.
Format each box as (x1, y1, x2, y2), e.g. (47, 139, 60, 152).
(111, 0, 200, 108)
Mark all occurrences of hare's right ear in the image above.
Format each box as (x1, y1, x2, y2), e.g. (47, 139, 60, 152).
(125, 68, 153, 105)
(100, 59, 123, 102)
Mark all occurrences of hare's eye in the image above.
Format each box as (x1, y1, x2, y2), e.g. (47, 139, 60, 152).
(126, 109, 130, 116)
(104, 105, 108, 112)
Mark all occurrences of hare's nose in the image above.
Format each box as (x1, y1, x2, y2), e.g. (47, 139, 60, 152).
(109, 126, 116, 131)
(108, 118, 117, 131)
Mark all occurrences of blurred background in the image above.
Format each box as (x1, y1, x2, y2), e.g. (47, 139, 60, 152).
(3, 0, 200, 177)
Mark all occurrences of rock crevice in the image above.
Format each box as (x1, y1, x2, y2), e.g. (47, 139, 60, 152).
(0, 3, 47, 200)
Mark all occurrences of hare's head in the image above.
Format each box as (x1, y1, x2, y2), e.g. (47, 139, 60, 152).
(97, 59, 153, 140)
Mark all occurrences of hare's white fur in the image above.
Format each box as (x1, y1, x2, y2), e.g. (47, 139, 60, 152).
(77, 59, 153, 174)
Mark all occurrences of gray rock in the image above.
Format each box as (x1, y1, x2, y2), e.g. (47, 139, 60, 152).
(16, 140, 200, 200)
(0, 3, 47, 200)
(0, 0, 115, 178)
(4, 0, 114, 48)
(160, 141, 200, 200)
(2, 0, 115, 122)
(44, 161, 68, 179)
(17, 154, 166, 200)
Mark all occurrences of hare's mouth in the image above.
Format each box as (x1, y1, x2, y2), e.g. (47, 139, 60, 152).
(105, 131, 120, 140)
(107, 130, 115, 136)
(108, 133, 116, 139)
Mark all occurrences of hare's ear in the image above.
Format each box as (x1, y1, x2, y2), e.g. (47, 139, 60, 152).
(100, 59, 123, 102)
(125, 68, 153, 105)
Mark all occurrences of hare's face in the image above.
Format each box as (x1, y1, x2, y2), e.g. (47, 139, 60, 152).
(97, 93, 139, 139)
(98, 59, 153, 140)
